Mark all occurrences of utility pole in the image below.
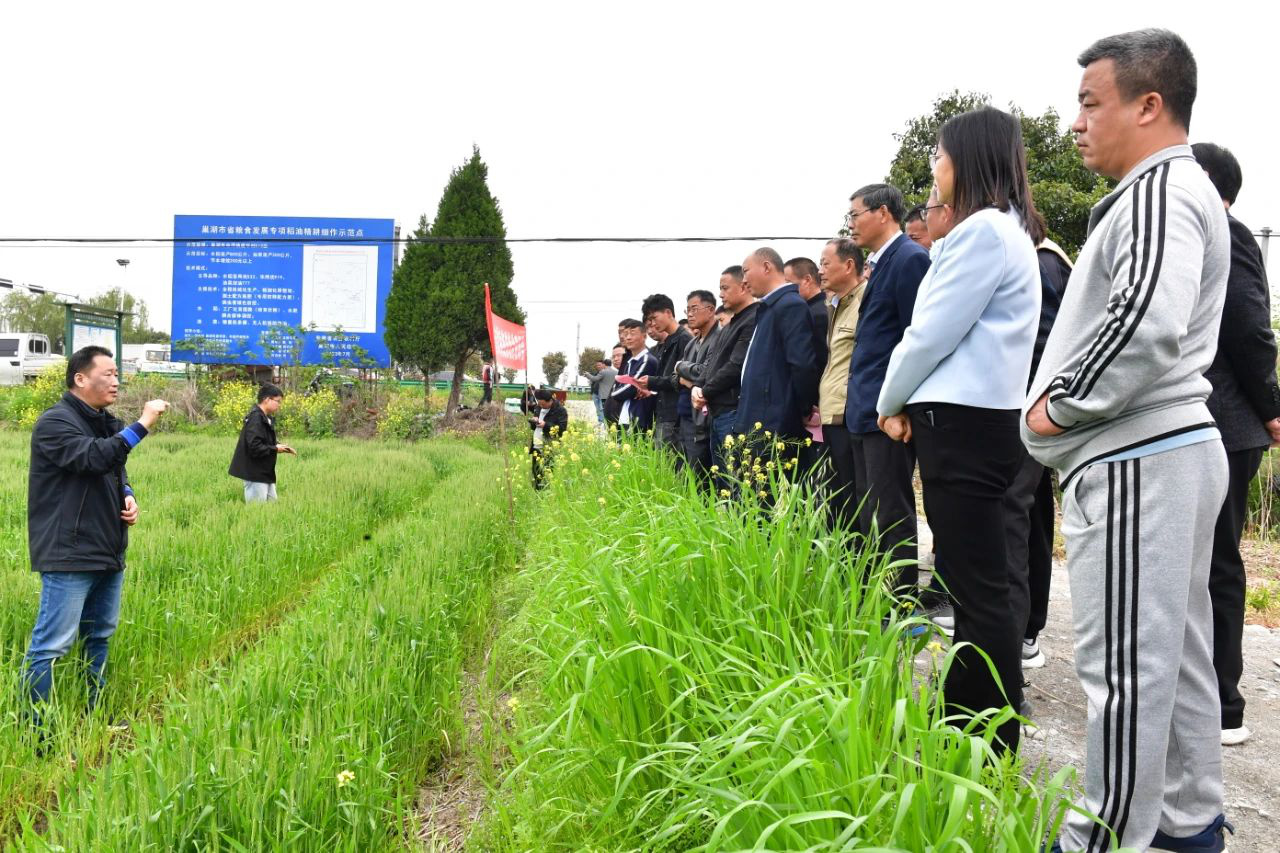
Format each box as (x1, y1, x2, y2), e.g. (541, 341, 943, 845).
(574, 321, 581, 388)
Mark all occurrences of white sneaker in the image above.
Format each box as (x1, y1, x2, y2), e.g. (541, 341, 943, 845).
(927, 605, 955, 637)
(1221, 725, 1251, 746)
(1022, 638, 1046, 669)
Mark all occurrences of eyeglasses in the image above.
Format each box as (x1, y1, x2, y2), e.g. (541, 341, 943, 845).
(843, 207, 877, 228)
(685, 303, 713, 315)
(929, 148, 945, 169)
(921, 203, 946, 217)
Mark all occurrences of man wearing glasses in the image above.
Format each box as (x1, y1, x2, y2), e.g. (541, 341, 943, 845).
(843, 183, 931, 594)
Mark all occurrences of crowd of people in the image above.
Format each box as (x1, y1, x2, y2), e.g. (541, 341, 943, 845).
(17, 27, 1275, 853)
(577, 28, 1272, 853)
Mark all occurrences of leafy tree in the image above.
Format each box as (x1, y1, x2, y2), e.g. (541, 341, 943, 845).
(502, 367, 517, 384)
(578, 346, 606, 378)
(385, 147, 523, 416)
(0, 292, 65, 348)
(542, 351, 567, 387)
(86, 288, 170, 344)
(885, 90, 1111, 256)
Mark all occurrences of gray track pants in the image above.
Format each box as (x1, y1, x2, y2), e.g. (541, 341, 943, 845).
(1058, 439, 1227, 851)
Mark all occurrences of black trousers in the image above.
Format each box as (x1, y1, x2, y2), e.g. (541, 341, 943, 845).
(530, 448, 552, 490)
(1025, 467, 1056, 641)
(908, 402, 1024, 753)
(823, 423, 860, 534)
(1003, 446, 1047, 642)
(850, 429, 917, 592)
(680, 417, 712, 482)
(1210, 445, 1264, 730)
(481, 383, 493, 404)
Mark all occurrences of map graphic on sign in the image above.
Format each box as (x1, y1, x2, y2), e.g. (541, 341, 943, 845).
(170, 215, 395, 366)
(302, 245, 379, 333)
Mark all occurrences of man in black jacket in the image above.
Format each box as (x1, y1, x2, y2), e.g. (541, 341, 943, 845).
(528, 389, 569, 489)
(637, 293, 693, 464)
(1193, 142, 1280, 747)
(692, 266, 759, 481)
(228, 383, 295, 502)
(24, 346, 168, 719)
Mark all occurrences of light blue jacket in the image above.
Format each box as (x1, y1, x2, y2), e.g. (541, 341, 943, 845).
(877, 206, 1040, 415)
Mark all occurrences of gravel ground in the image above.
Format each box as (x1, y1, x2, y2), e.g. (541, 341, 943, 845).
(918, 522, 1280, 851)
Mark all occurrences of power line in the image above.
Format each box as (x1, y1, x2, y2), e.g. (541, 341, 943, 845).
(0, 235, 833, 246)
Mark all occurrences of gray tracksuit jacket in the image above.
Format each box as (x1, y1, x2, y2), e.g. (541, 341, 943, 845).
(1021, 144, 1230, 483)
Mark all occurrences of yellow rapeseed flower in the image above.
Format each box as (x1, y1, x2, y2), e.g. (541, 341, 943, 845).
(764, 430, 772, 439)
(927, 641, 944, 656)
(570, 452, 580, 462)
(709, 464, 719, 473)
(506, 696, 521, 711)
(608, 474, 615, 482)
(581, 468, 590, 476)
(724, 435, 735, 447)
(336, 769, 356, 788)
(719, 489, 731, 497)
(804, 438, 813, 447)
(622, 443, 632, 453)
(757, 490, 768, 498)
(774, 440, 785, 451)
(598, 497, 608, 507)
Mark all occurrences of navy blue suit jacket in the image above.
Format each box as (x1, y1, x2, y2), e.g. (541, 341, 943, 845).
(844, 235, 931, 433)
(735, 283, 821, 438)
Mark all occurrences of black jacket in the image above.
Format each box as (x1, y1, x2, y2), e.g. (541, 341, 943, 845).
(1206, 215, 1280, 451)
(528, 399, 568, 451)
(807, 292, 829, 374)
(228, 407, 279, 483)
(1030, 246, 1071, 386)
(735, 284, 821, 438)
(700, 302, 759, 417)
(646, 325, 693, 424)
(28, 392, 143, 572)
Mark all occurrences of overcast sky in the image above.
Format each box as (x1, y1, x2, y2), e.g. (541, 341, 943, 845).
(3, 1, 1277, 384)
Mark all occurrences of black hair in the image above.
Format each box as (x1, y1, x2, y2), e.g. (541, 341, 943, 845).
(1191, 142, 1242, 205)
(721, 265, 744, 281)
(258, 382, 284, 402)
(714, 304, 728, 315)
(534, 389, 554, 402)
(686, 289, 717, 307)
(752, 247, 784, 270)
(850, 183, 906, 222)
(938, 107, 1047, 244)
(1078, 28, 1197, 130)
(641, 293, 675, 320)
(903, 205, 926, 225)
(784, 257, 820, 284)
(618, 318, 644, 330)
(825, 237, 865, 274)
(65, 345, 114, 389)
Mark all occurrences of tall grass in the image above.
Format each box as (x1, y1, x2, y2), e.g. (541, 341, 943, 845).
(10, 441, 516, 851)
(0, 431, 506, 843)
(477, 429, 1075, 850)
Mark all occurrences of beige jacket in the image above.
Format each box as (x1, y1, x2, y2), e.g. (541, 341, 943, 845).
(819, 282, 866, 424)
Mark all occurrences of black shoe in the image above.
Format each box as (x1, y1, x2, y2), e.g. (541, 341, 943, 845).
(1149, 813, 1234, 852)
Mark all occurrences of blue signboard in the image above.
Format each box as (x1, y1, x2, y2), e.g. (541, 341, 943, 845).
(171, 215, 395, 366)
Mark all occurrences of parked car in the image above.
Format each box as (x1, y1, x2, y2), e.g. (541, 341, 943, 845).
(0, 333, 65, 385)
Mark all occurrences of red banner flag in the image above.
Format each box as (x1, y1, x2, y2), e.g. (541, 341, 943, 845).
(484, 283, 527, 372)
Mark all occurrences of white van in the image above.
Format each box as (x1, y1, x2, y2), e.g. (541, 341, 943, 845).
(0, 333, 64, 385)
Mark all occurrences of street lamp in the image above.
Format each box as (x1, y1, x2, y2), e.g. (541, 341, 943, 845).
(115, 258, 130, 318)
